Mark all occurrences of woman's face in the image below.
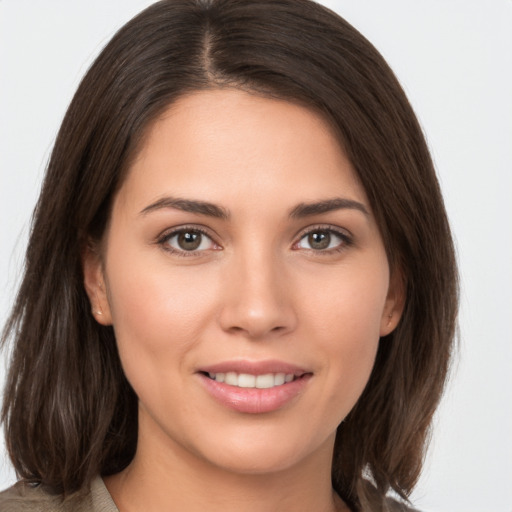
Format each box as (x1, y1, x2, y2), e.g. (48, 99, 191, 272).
(84, 89, 402, 475)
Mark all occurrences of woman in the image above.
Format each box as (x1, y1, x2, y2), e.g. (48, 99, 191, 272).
(0, 0, 458, 511)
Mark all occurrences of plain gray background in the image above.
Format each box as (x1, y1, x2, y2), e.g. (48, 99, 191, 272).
(1, 1, 511, 510)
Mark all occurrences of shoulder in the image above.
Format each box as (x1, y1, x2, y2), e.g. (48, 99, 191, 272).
(0, 482, 62, 512)
(0, 476, 115, 512)
(0, 481, 73, 512)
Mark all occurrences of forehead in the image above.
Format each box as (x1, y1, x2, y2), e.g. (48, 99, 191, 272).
(117, 88, 368, 214)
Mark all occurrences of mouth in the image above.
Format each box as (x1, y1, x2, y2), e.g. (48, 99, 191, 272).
(197, 361, 312, 414)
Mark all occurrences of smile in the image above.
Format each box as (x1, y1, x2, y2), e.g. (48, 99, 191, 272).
(198, 362, 312, 414)
(207, 372, 296, 389)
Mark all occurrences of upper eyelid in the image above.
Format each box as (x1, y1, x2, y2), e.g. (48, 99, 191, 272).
(157, 224, 219, 242)
(155, 223, 352, 250)
(294, 224, 352, 240)
(156, 226, 220, 257)
(292, 225, 354, 254)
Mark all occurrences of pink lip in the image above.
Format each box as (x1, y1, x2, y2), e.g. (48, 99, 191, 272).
(197, 360, 312, 414)
(199, 359, 308, 376)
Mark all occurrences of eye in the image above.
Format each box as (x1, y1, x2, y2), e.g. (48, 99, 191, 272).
(159, 228, 219, 255)
(295, 227, 351, 252)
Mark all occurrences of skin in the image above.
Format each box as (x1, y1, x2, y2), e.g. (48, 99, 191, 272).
(83, 89, 403, 512)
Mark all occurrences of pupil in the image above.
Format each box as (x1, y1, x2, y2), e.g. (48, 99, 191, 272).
(308, 231, 330, 250)
(178, 231, 201, 250)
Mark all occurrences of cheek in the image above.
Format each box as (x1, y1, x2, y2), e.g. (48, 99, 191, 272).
(104, 250, 219, 373)
(299, 263, 388, 403)
(104, 259, 224, 420)
(303, 259, 389, 340)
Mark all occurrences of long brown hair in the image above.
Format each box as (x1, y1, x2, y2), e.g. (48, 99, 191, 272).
(1, 1, 458, 509)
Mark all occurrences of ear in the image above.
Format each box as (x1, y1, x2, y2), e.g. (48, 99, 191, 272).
(380, 269, 406, 337)
(82, 242, 113, 326)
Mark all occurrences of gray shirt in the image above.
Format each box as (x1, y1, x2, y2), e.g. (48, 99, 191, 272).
(0, 477, 418, 511)
(0, 476, 118, 512)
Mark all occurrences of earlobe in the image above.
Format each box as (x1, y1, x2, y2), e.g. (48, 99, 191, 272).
(379, 270, 406, 337)
(82, 243, 113, 325)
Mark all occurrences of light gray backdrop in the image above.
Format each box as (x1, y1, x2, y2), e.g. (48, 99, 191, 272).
(1, 1, 511, 511)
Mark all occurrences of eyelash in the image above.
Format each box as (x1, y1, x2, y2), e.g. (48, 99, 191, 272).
(156, 224, 353, 257)
(156, 226, 219, 257)
(293, 225, 354, 255)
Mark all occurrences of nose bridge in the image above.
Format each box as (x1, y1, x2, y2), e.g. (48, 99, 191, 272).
(219, 241, 296, 338)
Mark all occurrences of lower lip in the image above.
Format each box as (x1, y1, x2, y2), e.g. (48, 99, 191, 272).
(198, 373, 312, 414)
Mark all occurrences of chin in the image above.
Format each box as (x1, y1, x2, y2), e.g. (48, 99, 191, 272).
(191, 427, 335, 477)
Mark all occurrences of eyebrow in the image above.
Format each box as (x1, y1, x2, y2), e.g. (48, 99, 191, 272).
(289, 198, 369, 218)
(139, 197, 229, 219)
(139, 196, 368, 220)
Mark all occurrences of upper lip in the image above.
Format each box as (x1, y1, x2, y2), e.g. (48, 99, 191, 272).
(198, 359, 309, 376)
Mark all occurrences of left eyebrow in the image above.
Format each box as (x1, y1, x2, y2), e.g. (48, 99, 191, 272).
(289, 198, 369, 218)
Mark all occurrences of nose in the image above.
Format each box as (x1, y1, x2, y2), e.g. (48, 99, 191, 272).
(218, 249, 297, 340)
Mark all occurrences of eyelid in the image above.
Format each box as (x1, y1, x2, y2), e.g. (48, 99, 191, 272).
(292, 224, 354, 252)
(156, 224, 222, 256)
(154, 223, 353, 256)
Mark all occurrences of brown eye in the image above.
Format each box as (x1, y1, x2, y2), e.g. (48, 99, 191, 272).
(163, 229, 216, 254)
(177, 231, 202, 251)
(296, 228, 350, 252)
(307, 231, 331, 250)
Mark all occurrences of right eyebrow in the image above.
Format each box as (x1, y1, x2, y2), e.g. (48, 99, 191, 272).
(139, 196, 230, 220)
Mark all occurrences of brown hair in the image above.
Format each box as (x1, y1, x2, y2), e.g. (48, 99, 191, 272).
(1, 0, 458, 509)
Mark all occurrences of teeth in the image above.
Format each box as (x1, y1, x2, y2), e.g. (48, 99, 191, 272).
(225, 372, 238, 386)
(238, 374, 256, 388)
(274, 373, 285, 386)
(207, 372, 296, 388)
